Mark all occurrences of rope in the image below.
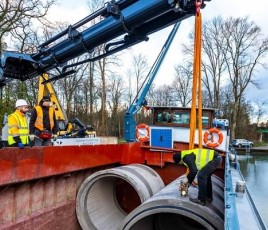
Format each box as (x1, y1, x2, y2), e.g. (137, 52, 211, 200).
(189, 3, 203, 150)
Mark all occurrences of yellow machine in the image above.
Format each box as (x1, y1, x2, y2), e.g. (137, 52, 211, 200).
(38, 74, 71, 134)
(38, 74, 66, 121)
(38, 74, 96, 137)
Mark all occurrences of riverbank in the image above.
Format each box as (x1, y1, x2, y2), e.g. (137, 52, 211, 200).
(236, 145, 268, 155)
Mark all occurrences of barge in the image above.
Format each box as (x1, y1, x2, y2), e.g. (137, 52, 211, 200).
(1, 106, 266, 229)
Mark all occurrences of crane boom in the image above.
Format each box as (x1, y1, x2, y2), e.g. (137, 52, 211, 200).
(0, 0, 209, 86)
(124, 22, 181, 142)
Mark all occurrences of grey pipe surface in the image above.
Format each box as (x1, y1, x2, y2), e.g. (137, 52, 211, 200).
(120, 175, 224, 230)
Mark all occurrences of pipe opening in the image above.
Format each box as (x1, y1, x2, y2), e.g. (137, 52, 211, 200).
(76, 164, 164, 230)
(114, 178, 142, 213)
(128, 212, 208, 230)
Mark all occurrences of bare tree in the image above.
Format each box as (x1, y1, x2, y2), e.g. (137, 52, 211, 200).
(0, 0, 56, 116)
(57, 62, 88, 119)
(79, 61, 98, 126)
(154, 85, 174, 106)
(86, 0, 122, 136)
(253, 100, 267, 125)
(182, 17, 227, 109)
(145, 83, 156, 106)
(133, 54, 149, 94)
(93, 44, 121, 135)
(107, 74, 125, 136)
(0, 0, 56, 51)
(202, 17, 228, 108)
(126, 53, 149, 106)
(222, 17, 268, 139)
(95, 46, 108, 136)
(172, 62, 193, 107)
(182, 16, 268, 139)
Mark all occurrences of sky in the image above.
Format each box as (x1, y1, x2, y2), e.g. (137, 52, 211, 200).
(47, 0, 268, 121)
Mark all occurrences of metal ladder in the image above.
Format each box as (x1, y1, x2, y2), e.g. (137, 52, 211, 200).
(245, 144, 251, 155)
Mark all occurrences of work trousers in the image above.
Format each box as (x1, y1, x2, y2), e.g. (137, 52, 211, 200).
(197, 155, 222, 201)
(34, 137, 51, 146)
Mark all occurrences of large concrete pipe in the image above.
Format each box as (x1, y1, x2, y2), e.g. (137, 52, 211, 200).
(120, 175, 224, 230)
(76, 164, 165, 230)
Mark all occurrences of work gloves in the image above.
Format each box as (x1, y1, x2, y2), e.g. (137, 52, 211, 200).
(13, 136, 25, 149)
(18, 142, 24, 149)
(29, 134, 35, 141)
(179, 178, 190, 196)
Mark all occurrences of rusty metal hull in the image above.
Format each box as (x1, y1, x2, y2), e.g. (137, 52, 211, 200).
(0, 143, 224, 229)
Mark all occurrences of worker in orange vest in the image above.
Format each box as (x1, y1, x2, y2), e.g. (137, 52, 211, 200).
(8, 99, 30, 148)
(29, 95, 58, 146)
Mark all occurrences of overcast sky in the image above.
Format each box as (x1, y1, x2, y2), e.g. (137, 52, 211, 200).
(48, 0, 268, 121)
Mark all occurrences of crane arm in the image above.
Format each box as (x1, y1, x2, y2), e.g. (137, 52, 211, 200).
(124, 22, 181, 142)
(0, 0, 209, 86)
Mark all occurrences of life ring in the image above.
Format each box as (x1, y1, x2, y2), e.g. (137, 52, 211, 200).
(136, 123, 150, 142)
(203, 128, 223, 148)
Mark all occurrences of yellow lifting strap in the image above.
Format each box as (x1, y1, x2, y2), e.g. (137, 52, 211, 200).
(189, 4, 203, 150)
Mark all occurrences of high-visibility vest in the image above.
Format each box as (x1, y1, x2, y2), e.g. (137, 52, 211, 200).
(181, 148, 214, 170)
(34, 106, 54, 131)
(8, 111, 29, 145)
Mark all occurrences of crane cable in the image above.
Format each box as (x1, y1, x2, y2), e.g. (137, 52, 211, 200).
(185, 1, 203, 178)
(189, 1, 203, 150)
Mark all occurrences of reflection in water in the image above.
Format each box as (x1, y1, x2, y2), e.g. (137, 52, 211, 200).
(238, 154, 268, 228)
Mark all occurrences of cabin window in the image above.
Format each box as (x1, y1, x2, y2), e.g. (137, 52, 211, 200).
(202, 117, 209, 126)
(156, 110, 171, 123)
(172, 111, 190, 125)
(199, 112, 210, 128)
(154, 108, 212, 128)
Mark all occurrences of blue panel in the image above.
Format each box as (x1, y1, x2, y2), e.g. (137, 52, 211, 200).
(151, 128, 172, 148)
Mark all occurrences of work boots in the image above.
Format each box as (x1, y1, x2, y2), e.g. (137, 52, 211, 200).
(189, 197, 206, 206)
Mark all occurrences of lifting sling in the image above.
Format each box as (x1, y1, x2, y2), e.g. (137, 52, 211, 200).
(189, 0, 203, 150)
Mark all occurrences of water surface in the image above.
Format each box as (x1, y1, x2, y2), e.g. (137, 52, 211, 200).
(238, 154, 268, 228)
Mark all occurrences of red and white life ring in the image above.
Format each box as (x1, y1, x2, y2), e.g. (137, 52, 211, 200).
(136, 123, 150, 142)
(203, 128, 223, 148)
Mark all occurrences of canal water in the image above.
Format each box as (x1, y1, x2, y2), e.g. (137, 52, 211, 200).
(238, 154, 268, 228)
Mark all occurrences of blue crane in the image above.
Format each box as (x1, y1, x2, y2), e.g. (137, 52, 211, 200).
(124, 22, 181, 142)
(0, 0, 209, 140)
(0, 0, 209, 86)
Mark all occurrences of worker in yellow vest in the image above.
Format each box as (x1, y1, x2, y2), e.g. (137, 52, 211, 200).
(29, 95, 57, 146)
(173, 148, 222, 206)
(8, 99, 30, 148)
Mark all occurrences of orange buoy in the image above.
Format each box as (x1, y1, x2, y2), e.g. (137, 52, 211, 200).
(203, 128, 223, 148)
(136, 123, 150, 142)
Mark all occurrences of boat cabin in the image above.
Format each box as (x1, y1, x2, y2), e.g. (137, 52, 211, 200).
(151, 106, 214, 129)
(138, 106, 230, 152)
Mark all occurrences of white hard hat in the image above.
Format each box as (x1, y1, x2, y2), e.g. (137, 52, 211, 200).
(15, 99, 28, 108)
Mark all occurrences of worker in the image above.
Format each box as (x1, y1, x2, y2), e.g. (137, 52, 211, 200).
(173, 148, 222, 206)
(29, 95, 58, 146)
(8, 99, 30, 148)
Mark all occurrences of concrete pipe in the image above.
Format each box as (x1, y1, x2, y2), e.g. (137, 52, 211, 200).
(76, 164, 164, 230)
(121, 175, 224, 230)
